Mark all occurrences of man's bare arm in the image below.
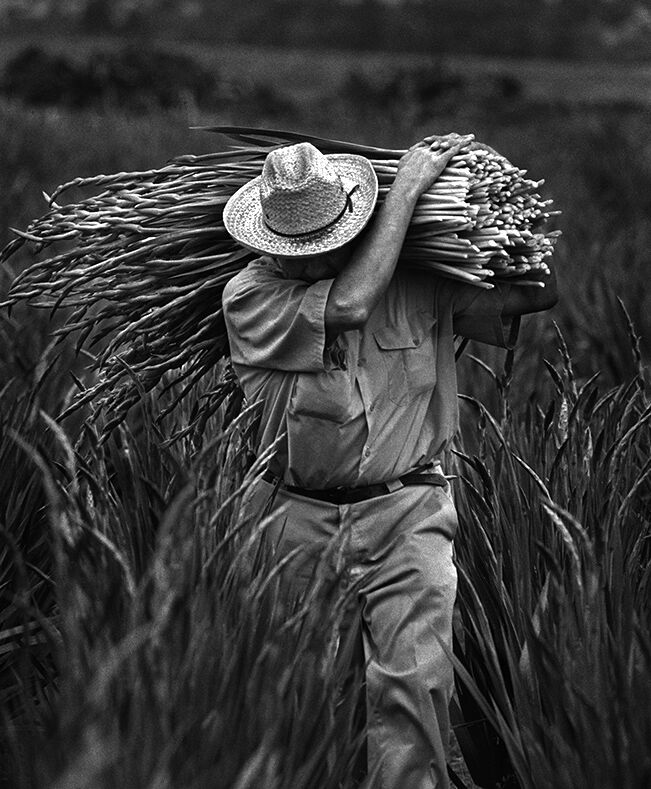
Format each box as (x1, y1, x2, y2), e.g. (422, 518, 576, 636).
(325, 133, 474, 336)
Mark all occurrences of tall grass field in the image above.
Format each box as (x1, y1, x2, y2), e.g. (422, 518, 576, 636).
(1, 38, 650, 788)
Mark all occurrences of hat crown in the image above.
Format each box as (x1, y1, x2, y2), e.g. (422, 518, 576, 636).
(260, 143, 350, 236)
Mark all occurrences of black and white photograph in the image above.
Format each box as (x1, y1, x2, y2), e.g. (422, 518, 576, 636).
(1, 1, 650, 787)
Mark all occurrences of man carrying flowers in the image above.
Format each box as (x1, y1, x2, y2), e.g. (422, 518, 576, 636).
(222, 132, 557, 788)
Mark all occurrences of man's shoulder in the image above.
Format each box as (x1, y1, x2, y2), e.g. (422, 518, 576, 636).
(389, 266, 444, 312)
(223, 256, 283, 302)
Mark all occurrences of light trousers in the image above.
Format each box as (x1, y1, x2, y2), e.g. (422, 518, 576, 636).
(242, 476, 459, 789)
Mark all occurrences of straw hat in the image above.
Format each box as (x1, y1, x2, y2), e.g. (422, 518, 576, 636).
(223, 142, 378, 257)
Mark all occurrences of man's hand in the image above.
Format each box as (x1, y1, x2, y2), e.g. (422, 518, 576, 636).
(323, 133, 474, 338)
(394, 133, 475, 200)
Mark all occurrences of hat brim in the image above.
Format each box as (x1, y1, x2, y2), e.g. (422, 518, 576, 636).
(223, 153, 379, 258)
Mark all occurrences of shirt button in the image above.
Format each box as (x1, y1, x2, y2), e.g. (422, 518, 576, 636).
(364, 448, 371, 457)
(369, 403, 375, 412)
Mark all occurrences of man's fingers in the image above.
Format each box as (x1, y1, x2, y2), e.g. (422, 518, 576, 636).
(406, 133, 475, 169)
(434, 135, 475, 161)
(449, 138, 473, 154)
(437, 133, 474, 150)
(420, 132, 474, 148)
(409, 139, 431, 151)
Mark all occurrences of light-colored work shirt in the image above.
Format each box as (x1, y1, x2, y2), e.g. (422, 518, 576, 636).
(223, 256, 512, 489)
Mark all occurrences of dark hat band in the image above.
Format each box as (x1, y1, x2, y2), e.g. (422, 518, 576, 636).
(263, 186, 358, 238)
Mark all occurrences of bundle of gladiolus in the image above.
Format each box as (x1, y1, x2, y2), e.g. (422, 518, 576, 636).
(1, 126, 560, 429)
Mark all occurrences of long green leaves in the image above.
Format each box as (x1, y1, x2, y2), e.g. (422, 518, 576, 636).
(451, 333, 651, 789)
(1, 126, 559, 433)
(1, 374, 368, 789)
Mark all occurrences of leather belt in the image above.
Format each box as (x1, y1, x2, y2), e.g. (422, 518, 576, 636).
(261, 467, 448, 505)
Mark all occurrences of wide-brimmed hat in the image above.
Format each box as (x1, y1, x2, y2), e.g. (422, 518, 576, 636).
(223, 142, 378, 257)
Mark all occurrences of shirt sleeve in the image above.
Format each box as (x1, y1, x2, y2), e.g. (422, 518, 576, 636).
(436, 278, 516, 349)
(222, 259, 334, 371)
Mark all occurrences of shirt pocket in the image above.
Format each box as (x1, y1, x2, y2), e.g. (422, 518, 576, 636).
(373, 315, 437, 404)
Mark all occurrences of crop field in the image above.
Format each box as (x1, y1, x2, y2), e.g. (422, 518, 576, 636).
(3, 36, 651, 107)
(193, 45, 651, 107)
(0, 37, 650, 789)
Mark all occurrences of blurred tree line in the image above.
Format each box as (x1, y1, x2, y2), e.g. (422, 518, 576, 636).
(1, 0, 649, 60)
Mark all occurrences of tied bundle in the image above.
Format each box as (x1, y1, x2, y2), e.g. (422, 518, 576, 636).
(1, 126, 560, 432)
(387, 145, 560, 288)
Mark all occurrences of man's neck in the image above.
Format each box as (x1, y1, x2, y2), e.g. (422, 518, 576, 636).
(275, 250, 350, 283)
